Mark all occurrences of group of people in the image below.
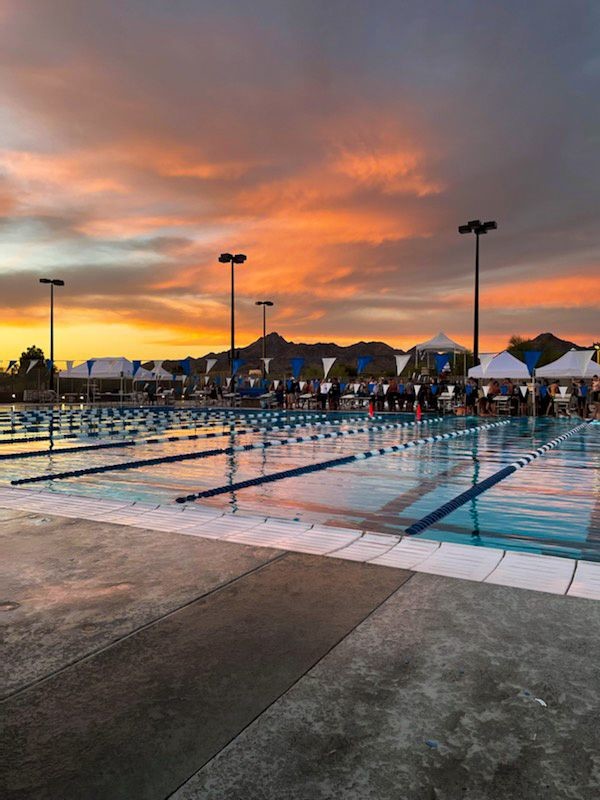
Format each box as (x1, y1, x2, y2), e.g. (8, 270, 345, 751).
(191, 373, 600, 419)
(469, 375, 600, 418)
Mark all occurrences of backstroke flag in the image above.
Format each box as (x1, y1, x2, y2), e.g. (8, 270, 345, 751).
(132, 360, 141, 377)
(205, 358, 217, 373)
(261, 357, 273, 373)
(232, 358, 245, 375)
(478, 353, 495, 374)
(179, 357, 192, 376)
(322, 357, 336, 379)
(394, 354, 410, 376)
(26, 359, 39, 374)
(45, 359, 53, 372)
(357, 355, 373, 374)
(290, 357, 304, 379)
(434, 353, 450, 373)
(524, 351, 542, 376)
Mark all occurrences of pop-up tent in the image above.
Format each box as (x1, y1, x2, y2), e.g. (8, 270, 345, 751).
(585, 358, 599, 377)
(535, 350, 596, 379)
(468, 351, 530, 379)
(59, 358, 156, 380)
(415, 332, 468, 353)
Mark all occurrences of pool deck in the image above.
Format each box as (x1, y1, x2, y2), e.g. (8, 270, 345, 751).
(2, 500, 600, 799)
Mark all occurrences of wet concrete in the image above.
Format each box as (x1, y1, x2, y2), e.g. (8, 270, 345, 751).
(2, 550, 409, 800)
(0, 514, 280, 696)
(174, 573, 600, 800)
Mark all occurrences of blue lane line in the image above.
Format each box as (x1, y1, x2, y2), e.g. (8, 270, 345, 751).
(9, 416, 445, 480)
(404, 420, 592, 536)
(174, 419, 510, 503)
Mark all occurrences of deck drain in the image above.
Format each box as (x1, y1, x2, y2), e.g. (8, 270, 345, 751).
(0, 600, 20, 612)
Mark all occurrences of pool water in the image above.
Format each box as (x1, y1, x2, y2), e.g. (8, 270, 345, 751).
(1, 408, 598, 560)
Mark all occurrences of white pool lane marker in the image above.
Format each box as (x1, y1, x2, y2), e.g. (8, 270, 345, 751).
(1, 485, 597, 600)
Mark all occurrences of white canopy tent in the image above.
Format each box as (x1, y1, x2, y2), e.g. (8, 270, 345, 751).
(468, 351, 530, 380)
(414, 332, 468, 354)
(535, 350, 595, 379)
(586, 358, 599, 377)
(414, 331, 468, 379)
(59, 357, 155, 380)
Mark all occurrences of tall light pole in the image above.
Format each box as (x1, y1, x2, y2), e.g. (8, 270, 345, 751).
(39, 278, 65, 393)
(218, 253, 247, 378)
(255, 300, 274, 375)
(458, 220, 497, 364)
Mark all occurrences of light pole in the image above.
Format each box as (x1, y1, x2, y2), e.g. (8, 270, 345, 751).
(458, 220, 497, 365)
(39, 278, 65, 393)
(255, 300, 274, 375)
(218, 253, 247, 378)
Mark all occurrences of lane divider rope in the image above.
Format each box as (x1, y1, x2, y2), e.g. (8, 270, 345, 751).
(2, 412, 409, 462)
(404, 420, 591, 536)
(9, 416, 445, 479)
(174, 419, 511, 503)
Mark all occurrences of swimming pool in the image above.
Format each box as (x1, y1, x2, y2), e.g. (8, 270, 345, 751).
(1, 407, 598, 560)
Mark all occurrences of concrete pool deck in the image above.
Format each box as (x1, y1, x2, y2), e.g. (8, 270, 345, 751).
(2, 507, 600, 799)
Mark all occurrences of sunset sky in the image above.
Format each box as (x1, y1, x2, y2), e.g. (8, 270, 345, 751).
(0, 0, 598, 362)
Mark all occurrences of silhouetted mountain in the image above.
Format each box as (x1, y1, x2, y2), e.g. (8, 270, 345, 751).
(192, 332, 402, 375)
(508, 332, 588, 366)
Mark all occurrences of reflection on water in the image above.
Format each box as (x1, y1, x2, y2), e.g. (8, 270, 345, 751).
(0, 413, 598, 559)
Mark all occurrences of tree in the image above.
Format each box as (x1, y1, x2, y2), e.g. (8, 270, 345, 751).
(507, 335, 527, 353)
(19, 345, 45, 373)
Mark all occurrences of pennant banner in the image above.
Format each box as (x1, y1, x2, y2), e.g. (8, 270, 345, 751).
(394, 354, 411, 376)
(322, 357, 336, 379)
(225, 377, 232, 388)
(26, 359, 39, 374)
(206, 358, 217, 373)
(524, 350, 542, 376)
(132, 360, 141, 377)
(261, 357, 273, 374)
(434, 353, 451, 373)
(273, 380, 280, 390)
(357, 355, 373, 374)
(290, 357, 304, 379)
(519, 385, 528, 397)
(232, 358, 245, 375)
(447, 385, 455, 396)
(7, 359, 17, 371)
(478, 353, 495, 374)
(45, 359, 53, 372)
(204, 375, 210, 385)
(299, 381, 306, 391)
(180, 357, 192, 376)
(414, 384, 421, 397)
(558, 386, 568, 397)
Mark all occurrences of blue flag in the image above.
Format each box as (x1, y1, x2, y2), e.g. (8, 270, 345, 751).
(45, 359, 53, 372)
(524, 351, 542, 376)
(357, 355, 373, 374)
(434, 353, 451, 373)
(86, 359, 96, 376)
(232, 358, 245, 375)
(290, 357, 304, 378)
(132, 360, 141, 377)
(179, 356, 192, 376)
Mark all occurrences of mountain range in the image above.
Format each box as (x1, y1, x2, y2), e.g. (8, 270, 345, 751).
(164, 331, 593, 375)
